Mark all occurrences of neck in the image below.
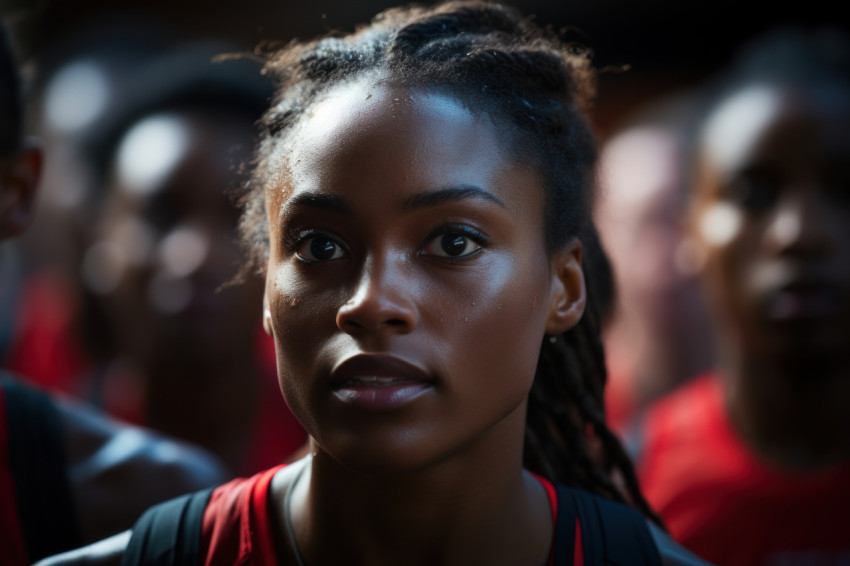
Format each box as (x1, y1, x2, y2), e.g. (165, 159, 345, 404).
(720, 340, 850, 470)
(280, 408, 552, 566)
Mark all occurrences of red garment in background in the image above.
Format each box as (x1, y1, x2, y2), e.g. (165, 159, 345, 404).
(238, 331, 307, 475)
(603, 364, 637, 436)
(4, 271, 306, 476)
(638, 373, 850, 566)
(4, 271, 88, 397)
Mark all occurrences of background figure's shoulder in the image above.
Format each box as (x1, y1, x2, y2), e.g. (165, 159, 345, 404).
(647, 521, 717, 566)
(33, 531, 130, 566)
(55, 390, 229, 543)
(1, 372, 83, 560)
(57, 390, 229, 489)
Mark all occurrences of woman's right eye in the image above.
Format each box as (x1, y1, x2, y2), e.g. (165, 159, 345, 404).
(295, 235, 346, 262)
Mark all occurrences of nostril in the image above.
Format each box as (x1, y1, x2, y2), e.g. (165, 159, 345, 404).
(338, 316, 409, 332)
(335, 264, 418, 334)
(340, 318, 364, 331)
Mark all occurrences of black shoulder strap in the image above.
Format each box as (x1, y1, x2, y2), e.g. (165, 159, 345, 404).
(553, 483, 578, 565)
(554, 484, 662, 566)
(121, 487, 214, 566)
(1, 373, 81, 561)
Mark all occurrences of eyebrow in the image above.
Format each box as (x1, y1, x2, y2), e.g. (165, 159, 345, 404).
(284, 192, 352, 214)
(403, 185, 506, 211)
(282, 184, 506, 217)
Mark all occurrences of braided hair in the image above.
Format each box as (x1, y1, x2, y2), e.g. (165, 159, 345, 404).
(238, 0, 661, 525)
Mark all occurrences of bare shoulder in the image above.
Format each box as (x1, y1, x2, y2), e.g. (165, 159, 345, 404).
(33, 531, 130, 566)
(646, 522, 716, 566)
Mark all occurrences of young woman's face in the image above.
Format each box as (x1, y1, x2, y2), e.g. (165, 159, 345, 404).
(263, 79, 582, 472)
(692, 83, 850, 361)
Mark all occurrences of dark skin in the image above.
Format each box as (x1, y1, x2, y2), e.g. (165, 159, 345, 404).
(57, 392, 227, 543)
(262, 78, 586, 565)
(0, 144, 41, 240)
(35, 74, 710, 566)
(2, 144, 228, 551)
(88, 112, 264, 471)
(691, 82, 850, 471)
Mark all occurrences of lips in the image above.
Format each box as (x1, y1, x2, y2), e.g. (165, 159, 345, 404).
(760, 279, 846, 322)
(329, 354, 435, 410)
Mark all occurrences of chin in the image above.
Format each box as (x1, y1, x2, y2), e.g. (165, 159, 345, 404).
(316, 429, 459, 477)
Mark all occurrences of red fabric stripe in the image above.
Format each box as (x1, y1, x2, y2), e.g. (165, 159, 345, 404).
(574, 518, 584, 566)
(251, 465, 283, 566)
(202, 464, 286, 565)
(529, 473, 558, 566)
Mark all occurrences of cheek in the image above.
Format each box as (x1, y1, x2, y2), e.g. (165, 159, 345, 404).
(268, 266, 336, 357)
(701, 222, 762, 327)
(265, 266, 337, 430)
(434, 251, 551, 395)
(267, 267, 330, 382)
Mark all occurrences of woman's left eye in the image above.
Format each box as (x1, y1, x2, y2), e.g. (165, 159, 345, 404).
(421, 228, 486, 259)
(295, 235, 346, 262)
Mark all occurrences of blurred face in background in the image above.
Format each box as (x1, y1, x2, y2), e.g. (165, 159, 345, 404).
(0, 148, 40, 241)
(598, 127, 705, 333)
(692, 82, 850, 363)
(83, 111, 262, 361)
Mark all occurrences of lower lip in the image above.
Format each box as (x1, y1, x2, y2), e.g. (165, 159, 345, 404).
(765, 288, 840, 321)
(331, 382, 432, 411)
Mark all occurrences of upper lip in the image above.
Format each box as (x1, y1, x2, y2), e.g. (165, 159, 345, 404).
(773, 275, 840, 296)
(759, 275, 847, 315)
(755, 262, 838, 294)
(330, 353, 433, 387)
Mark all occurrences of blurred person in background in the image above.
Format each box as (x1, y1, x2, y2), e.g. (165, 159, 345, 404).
(635, 26, 850, 565)
(596, 94, 715, 433)
(1, 21, 228, 564)
(40, 42, 306, 475)
(3, 20, 172, 398)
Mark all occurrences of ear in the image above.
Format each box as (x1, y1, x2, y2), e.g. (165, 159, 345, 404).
(545, 239, 586, 335)
(262, 284, 273, 337)
(0, 145, 43, 241)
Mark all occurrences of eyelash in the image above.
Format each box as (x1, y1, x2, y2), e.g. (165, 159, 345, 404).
(283, 223, 490, 263)
(420, 224, 489, 260)
(284, 228, 347, 262)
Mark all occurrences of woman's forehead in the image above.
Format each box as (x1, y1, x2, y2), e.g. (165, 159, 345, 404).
(290, 79, 488, 153)
(254, 83, 550, 246)
(267, 79, 538, 207)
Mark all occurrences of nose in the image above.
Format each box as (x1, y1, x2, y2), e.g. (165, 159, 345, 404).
(336, 253, 418, 336)
(765, 188, 833, 258)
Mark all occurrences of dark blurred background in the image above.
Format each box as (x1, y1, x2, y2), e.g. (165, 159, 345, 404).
(3, 0, 847, 138)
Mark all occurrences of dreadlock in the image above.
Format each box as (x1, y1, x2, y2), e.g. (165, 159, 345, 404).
(529, 223, 663, 526)
(238, 0, 661, 525)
